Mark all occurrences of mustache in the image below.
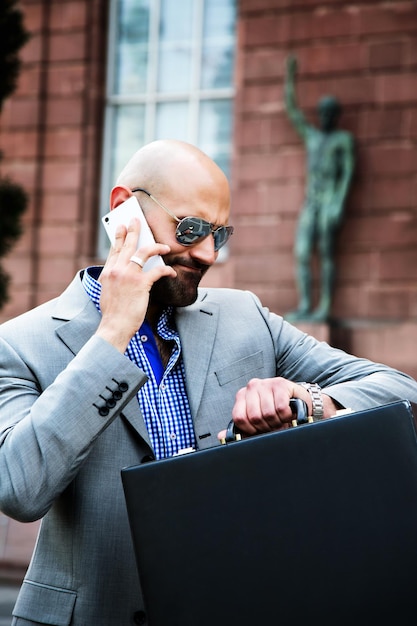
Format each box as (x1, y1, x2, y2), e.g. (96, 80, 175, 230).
(167, 256, 210, 273)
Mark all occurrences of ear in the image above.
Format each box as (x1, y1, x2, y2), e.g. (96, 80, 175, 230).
(109, 185, 133, 210)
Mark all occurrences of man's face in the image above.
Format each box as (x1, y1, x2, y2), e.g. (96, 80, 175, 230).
(143, 191, 230, 308)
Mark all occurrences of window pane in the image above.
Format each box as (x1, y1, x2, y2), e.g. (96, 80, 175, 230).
(201, 0, 236, 89)
(158, 0, 195, 92)
(110, 105, 146, 183)
(114, 0, 150, 94)
(198, 99, 233, 177)
(155, 102, 189, 141)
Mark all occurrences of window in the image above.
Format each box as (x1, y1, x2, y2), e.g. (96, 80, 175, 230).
(99, 0, 236, 255)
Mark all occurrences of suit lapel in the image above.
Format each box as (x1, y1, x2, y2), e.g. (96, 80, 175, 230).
(176, 291, 219, 422)
(51, 272, 151, 445)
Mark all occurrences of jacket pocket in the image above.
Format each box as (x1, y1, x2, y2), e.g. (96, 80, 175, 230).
(215, 351, 264, 386)
(12, 579, 77, 626)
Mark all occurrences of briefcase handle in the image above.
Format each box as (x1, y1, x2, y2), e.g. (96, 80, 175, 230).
(222, 398, 310, 444)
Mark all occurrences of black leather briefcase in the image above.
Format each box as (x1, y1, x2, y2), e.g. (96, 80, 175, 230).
(122, 400, 417, 626)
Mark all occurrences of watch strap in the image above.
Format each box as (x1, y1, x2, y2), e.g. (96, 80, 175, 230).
(299, 382, 324, 419)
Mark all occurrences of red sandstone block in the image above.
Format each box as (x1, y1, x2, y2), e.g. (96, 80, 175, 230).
(359, 4, 417, 37)
(34, 285, 67, 307)
(235, 251, 289, 284)
(349, 177, 414, 212)
(259, 286, 297, 318)
(0, 130, 38, 158)
(358, 108, 405, 140)
(269, 115, 301, 147)
(38, 224, 79, 256)
(237, 115, 296, 150)
(45, 98, 83, 126)
(342, 213, 417, 249)
(239, 150, 304, 184)
(240, 0, 292, 13)
(233, 219, 290, 253)
(231, 185, 264, 216)
(2, 98, 40, 129)
(20, 33, 42, 65)
(41, 192, 80, 222)
(1, 161, 37, 190)
(265, 181, 305, 216)
(361, 145, 417, 176)
(49, 32, 86, 62)
(47, 64, 86, 97)
(366, 286, 412, 319)
(237, 117, 264, 148)
(336, 251, 374, 282)
(290, 75, 376, 111)
(44, 128, 83, 158)
(410, 110, 417, 140)
(20, 2, 44, 33)
(0, 288, 33, 323)
(2, 255, 33, 286)
(243, 49, 287, 82)
(332, 285, 370, 318)
(50, 1, 87, 31)
(379, 249, 417, 281)
(377, 72, 417, 104)
(37, 256, 77, 286)
(13, 66, 41, 99)
(370, 178, 414, 210)
(408, 38, 417, 65)
(42, 160, 82, 192)
(369, 41, 405, 70)
(242, 16, 281, 47)
(239, 83, 281, 114)
(296, 43, 366, 76)
(291, 9, 360, 43)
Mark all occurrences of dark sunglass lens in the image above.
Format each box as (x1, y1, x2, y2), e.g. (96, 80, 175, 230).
(213, 226, 233, 251)
(176, 217, 210, 245)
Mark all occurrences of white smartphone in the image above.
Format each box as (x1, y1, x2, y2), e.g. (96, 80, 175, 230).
(101, 196, 164, 272)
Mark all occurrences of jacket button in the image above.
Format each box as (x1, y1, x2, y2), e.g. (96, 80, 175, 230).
(119, 381, 129, 392)
(133, 610, 147, 624)
(106, 397, 116, 408)
(98, 405, 110, 416)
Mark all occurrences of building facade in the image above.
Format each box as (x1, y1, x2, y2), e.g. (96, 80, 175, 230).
(1, 0, 417, 576)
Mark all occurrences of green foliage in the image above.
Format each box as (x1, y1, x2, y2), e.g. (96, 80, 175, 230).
(0, 179, 27, 257)
(0, 180, 27, 308)
(0, 0, 30, 309)
(0, 0, 30, 110)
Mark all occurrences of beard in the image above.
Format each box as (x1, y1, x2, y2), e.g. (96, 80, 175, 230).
(150, 254, 210, 308)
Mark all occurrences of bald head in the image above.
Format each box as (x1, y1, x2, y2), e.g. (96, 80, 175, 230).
(116, 140, 230, 203)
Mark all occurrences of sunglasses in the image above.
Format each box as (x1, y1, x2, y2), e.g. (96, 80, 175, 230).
(131, 187, 234, 252)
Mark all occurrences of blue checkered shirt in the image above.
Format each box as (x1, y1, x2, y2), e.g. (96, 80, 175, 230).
(82, 267, 196, 459)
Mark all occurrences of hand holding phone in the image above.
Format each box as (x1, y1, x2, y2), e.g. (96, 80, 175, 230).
(102, 196, 164, 272)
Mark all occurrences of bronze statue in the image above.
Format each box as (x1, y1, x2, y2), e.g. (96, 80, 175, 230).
(284, 55, 354, 322)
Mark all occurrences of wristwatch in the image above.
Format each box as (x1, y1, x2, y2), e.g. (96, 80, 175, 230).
(299, 382, 324, 420)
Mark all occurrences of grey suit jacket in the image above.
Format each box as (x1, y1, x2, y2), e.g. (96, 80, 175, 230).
(1, 272, 416, 625)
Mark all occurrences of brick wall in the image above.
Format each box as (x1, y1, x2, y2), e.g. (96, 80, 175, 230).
(232, 0, 417, 375)
(0, 0, 108, 322)
(2, 1, 417, 374)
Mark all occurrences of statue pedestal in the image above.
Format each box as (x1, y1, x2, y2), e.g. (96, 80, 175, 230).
(290, 321, 331, 343)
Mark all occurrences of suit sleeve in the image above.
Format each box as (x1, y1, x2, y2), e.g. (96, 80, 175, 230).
(250, 292, 417, 410)
(0, 334, 146, 522)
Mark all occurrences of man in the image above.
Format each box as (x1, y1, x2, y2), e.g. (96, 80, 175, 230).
(0, 140, 416, 625)
(284, 54, 355, 321)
